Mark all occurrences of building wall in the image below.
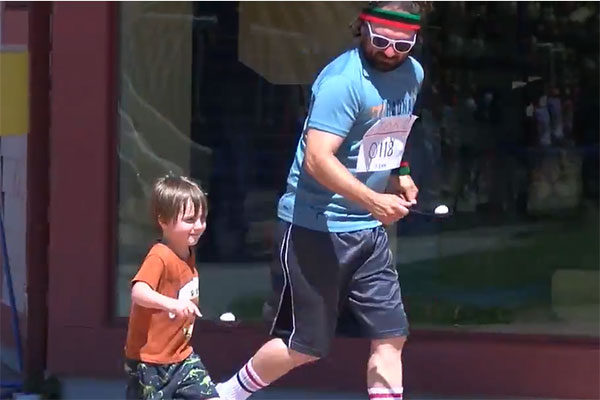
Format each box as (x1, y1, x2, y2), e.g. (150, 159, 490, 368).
(0, 1, 28, 306)
(0, 2, 29, 371)
(0, 2, 29, 376)
(36, 2, 600, 399)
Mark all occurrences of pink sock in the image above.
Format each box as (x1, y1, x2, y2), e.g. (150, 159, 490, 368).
(368, 387, 404, 399)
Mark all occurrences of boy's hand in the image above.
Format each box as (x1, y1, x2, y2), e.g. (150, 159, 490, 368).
(168, 299, 202, 319)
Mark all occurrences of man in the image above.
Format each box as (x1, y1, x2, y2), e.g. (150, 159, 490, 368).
(217, 2, 424, 399)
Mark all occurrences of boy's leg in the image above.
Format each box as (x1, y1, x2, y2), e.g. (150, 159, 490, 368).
(173, 353, 220, 399)
(216, 222, 341, 400)
(125, 360, 144, 399)
(124, 359, 177, 400)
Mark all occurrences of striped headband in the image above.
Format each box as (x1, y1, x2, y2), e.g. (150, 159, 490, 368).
(359, 7, 422, 31)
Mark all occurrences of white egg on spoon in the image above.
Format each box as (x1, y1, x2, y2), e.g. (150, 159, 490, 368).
(410, 204, 452, 218)
(219, 312, 236, 322)
(434, 205, 449, 215)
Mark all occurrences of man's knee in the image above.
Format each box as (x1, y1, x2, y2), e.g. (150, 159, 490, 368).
(367, 337, 406, 387)
(288, 348, 320, 368)
(370, 336, 406, 361)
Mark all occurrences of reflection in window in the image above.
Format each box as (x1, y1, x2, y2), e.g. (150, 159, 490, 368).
(116, 2, 315, 319)
(398, 2, 599, 336)
(116, 2, 599, 337)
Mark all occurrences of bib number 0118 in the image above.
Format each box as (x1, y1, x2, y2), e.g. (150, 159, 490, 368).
(369, 138, 394, 160)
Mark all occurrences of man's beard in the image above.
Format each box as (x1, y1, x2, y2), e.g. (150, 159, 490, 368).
(362, 47, 408, 72)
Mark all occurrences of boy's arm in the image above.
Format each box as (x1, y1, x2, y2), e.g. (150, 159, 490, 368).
(131, 281, 176, 311)
(132, 281, 201, 318)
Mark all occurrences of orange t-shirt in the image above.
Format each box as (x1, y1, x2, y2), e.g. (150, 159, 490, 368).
(125, 243, 199, 364)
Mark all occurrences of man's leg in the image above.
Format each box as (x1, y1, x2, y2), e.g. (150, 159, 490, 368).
(367, 337, 406, 400)
(337, 226, 409, 400)
(216, 339, 318, 400)
(252, 338, 319, 382)
(217, 222, 339, 399)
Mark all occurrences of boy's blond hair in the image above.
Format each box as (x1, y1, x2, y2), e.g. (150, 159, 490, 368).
(151, 175, 207, 230)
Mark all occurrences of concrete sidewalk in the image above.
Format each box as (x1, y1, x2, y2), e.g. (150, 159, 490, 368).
(60, 378, 568, 400)
(60, 377, 463, 399)
(62, 378, 365, 399)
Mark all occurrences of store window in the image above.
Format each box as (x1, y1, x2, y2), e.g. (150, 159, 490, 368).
(115, 1, 361, 319)
(115, 2, 599, 337)
(397, 2, 599, 336)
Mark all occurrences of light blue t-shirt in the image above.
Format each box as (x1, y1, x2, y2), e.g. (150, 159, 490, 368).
(278, 47, 424, 232)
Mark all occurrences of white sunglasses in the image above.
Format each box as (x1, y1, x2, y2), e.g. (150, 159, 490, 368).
(366, 22, 416, 53)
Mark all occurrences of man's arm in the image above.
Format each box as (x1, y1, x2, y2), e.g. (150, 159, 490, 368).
(388, 67, 424, 204)
(304, 128, 412, 225)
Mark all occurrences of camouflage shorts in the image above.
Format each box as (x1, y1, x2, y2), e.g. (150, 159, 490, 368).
(125, 353, 218, 399)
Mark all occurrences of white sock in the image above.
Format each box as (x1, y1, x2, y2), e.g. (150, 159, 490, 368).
(216, 358, 268, 400)
(368, 387, 404, 399)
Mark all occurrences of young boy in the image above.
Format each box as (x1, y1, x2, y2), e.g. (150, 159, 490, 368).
(124, 175, 219, 400)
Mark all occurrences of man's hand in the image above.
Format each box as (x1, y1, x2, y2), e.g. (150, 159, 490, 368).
(367, 192, 412, 225)
(386, 175, 419, 204)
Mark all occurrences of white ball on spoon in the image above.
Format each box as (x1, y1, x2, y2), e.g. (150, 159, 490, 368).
(434, 205, 449, 215)
(219, 312, 236, 322)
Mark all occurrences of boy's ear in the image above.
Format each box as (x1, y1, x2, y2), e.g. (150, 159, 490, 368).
(157, 215, 169, 230)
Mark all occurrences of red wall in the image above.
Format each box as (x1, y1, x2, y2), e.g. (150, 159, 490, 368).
(1, 2, 28, 46)
(47, 3, 599, 399)
(48, 1, 121, 376)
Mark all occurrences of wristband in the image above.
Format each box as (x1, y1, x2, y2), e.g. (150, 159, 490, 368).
(392, 162, 410, 176)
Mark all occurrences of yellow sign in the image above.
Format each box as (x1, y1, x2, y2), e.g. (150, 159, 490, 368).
(0, 49, 29, 136)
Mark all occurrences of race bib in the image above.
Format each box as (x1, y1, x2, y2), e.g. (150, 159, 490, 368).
(168, 277, 199, 320)
(178, 277, 199, 301)
(178, 277, 199, 338)
(356, 115, 418, 173)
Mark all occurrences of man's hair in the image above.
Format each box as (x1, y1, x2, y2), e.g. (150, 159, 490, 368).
(151, 175, 207, 229)
(370, 1, 423, 15)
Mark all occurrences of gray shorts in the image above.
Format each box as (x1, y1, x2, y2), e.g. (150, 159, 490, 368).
(266, 220, 409, 358)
